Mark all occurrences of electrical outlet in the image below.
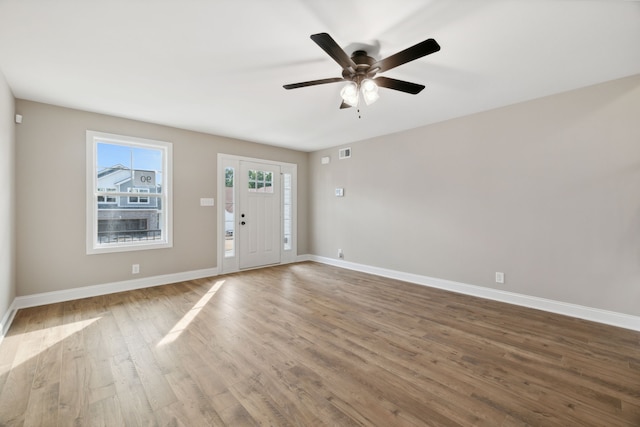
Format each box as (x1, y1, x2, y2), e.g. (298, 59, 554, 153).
(132, 264, 140, 274)
(495, 272, 504, 284)
(338, 249, 344, 259)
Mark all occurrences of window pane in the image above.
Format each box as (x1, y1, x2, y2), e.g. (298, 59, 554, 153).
(96, 202, 162, 243)
(247, 169, 274, 193)
(97, 187, 117, 204)
(225, 167, 235, 257)
(225, 167, 234, 188)
(283, 173, 292, 251)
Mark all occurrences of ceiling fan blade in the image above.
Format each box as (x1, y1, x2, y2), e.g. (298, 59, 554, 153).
(371, 39, 440, 73)
(339, 101, 352, 109)
(283, 77, 345, 90)
(374, 76, 425, 94)
(310, 33, 357, 72)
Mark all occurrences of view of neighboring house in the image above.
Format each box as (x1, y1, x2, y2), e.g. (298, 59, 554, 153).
(96, 164, 162, 243)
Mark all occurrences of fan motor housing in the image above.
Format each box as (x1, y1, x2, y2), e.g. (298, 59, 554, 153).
(352, 50, 375, 66)
(342, 50, 377, 81)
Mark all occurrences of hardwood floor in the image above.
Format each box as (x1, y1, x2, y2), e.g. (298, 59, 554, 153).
(0, 262, 638, 426)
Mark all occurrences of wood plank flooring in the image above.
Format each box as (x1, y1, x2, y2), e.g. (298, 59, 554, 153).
(0, 262, 638, 426)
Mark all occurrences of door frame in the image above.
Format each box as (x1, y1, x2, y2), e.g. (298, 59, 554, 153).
(217, 154, 297, 274)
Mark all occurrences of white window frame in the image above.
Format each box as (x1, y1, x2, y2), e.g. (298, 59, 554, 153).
(86, 131, 173, 254)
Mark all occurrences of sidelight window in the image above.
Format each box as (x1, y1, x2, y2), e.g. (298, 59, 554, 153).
(283, 173, 292, 251)
(224, 167, 235, 258)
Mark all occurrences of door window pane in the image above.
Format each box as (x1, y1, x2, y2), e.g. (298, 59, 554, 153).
(248, 169, 274, 193)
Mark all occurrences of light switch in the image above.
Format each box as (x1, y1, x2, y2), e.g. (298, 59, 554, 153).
(335, 188, 344, 197)
(200, 198, 215, 206)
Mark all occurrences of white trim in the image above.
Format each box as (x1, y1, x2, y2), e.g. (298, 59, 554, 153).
(11, 267, 218, 310)
(307, 255, 640, 332)
(0, 305, 18, 345)
(0, 267, 219, 343)
(2, 258, 638, 344)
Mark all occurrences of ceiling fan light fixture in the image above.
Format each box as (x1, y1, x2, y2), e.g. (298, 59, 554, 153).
(340, 81, 359, 107)
(361, 79, 379, 105)
(361, 79, 377, 92)
(363, 90, 379, 106)
(283, 33, 441, 110)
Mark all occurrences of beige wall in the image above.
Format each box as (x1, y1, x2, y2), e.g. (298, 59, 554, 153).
(310, 74, 640, 316)
(11, 75, 640, 318)
(0, 71, 15, 327)
(15, 100, 309, 296)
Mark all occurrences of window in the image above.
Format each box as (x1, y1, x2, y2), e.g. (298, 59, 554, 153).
(86, 131, 172, 254)
(97, 187, 117, 203)
(224, 167, 235, 258)
(247, 169, 273, 193)
(283, 173, 292, 251)
(128, 188, 150, 204)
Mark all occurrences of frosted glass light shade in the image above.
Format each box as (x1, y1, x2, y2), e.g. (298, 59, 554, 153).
(340, 82, 359, 107)
(361, 79, 379, 106)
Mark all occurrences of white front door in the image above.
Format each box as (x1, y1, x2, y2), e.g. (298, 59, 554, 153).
(238, 161, 281, 269)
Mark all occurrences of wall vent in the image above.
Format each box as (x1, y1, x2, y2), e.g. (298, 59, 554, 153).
(338, 147, 351, 159)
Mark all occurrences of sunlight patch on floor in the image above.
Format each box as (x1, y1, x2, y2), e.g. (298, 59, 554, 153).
(157, 280, 225, 347)
(3, 317, 101, 372)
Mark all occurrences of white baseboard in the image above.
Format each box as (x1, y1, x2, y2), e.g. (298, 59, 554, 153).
(0, 305, 17, 345)
(3, 257, 638, 343)
(1, 268, 221, 342)
(11, 267, 219, 311)
(307, 255, 640, 332)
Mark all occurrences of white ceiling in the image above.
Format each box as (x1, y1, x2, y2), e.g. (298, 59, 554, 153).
(1, 0, 639, 152)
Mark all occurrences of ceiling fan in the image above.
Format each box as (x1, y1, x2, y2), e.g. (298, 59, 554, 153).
(283, 32, 440, 109)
